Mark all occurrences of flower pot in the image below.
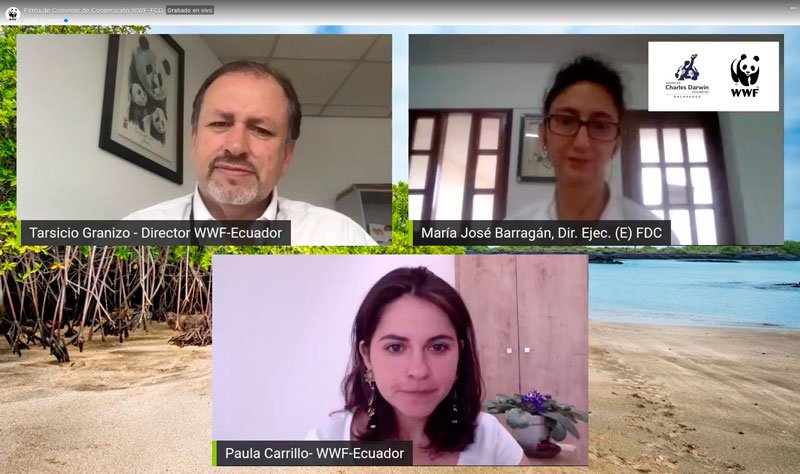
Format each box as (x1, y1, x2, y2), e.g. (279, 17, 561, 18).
(529, 440, 562, 459)
(510, 414, 549, 450)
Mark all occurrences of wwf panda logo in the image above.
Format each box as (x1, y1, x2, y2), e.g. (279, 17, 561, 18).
(6, 7, 20, 21)
(731, 54, 760, 87)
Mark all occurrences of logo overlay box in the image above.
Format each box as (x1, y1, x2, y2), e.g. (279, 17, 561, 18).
(648, 41, 779, 112)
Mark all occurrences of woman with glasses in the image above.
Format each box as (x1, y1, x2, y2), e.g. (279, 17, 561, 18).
(514, 56, 674, 229)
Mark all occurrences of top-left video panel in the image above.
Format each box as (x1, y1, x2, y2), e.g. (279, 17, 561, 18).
(17, 34, 392, 246)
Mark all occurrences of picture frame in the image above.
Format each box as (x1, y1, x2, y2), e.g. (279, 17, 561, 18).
(517, 114, 556, 182)
(99, 34, 185, 184)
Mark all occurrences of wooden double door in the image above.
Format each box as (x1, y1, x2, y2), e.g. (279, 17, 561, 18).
(456, 254, 588, 463)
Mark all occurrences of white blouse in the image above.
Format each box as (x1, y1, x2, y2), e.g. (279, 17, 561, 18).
(305, 411, 524, 466)
(508, 190, 681, 244)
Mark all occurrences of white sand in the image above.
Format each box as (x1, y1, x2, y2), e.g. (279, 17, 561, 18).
(588, 322, 800, 473)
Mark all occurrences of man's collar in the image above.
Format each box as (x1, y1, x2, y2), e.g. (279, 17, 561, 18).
(192, 185, 279, 221)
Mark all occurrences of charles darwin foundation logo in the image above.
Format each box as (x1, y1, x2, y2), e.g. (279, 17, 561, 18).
(675, 53, 700, 81)
(664, 53, 710, 99)
(730, 53, 760, 97)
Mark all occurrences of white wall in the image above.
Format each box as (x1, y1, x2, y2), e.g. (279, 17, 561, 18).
(281, 117, 391, 209)
(409, 61, 645, 218)
(719, 113, 784, 244)
(211, 255, 456, 440)
(17, 35, 391, 220)
(17, 34, 219, 219)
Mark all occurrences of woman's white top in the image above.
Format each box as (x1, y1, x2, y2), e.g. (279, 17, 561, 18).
(509, 189, 681, 244)
(305, 411, 523, 466)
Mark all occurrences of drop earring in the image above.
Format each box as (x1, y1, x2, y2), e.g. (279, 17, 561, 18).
(365, 369, 377, 430)
(451, 388, 458, 424)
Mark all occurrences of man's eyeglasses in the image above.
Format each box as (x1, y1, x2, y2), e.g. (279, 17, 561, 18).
(545, 114, 620, 142)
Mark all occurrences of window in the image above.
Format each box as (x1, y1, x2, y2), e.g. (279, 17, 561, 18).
(621, 112, 734, 245)
(409, 110, 511, 220)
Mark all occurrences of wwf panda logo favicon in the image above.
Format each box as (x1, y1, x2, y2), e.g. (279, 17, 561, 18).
(731, 54, 760, 87)
(6, 7, 20, 21)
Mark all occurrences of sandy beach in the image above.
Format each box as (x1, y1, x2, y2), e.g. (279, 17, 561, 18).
(1, 322, 798, 473)
(588, 322, 800, 474)
(0, 324, 213, 474)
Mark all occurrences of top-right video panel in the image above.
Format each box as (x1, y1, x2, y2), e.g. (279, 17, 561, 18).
(409, 34, 783, 245)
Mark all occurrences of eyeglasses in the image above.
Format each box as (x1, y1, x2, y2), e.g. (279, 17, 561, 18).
(546, 114, 621, 142)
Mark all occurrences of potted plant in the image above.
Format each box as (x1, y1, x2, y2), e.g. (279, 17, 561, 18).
(484, 390, 588, 456)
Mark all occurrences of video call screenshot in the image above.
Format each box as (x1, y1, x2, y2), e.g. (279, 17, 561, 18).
(1, 2, 798, 473)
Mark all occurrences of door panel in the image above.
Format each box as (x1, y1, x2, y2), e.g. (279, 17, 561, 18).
(456, 255, 520, 400)
(516, 255, 589, 464)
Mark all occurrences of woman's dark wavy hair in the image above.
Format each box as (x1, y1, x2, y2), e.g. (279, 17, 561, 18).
(341, 266, 483, 452)
(543, 55, 626, 120)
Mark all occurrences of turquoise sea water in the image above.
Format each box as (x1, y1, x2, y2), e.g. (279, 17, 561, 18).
(589, 260, 800, 330)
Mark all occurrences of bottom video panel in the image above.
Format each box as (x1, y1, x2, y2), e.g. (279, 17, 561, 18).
(211, 254, 588, 467)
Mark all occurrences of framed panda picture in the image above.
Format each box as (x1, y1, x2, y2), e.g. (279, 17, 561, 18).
(100, 34, 185, 184)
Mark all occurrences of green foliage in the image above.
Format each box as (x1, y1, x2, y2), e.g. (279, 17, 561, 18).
(392, 181, 409, 242)
(783, 241, 800, 256)
(380, 181, 463, 255)
(505, 407, 535, 429)
(16, 260, 41, 282)
(1, 26, 148, 35)
(0, 202, 49, 273)
(482, 242, 800, 256)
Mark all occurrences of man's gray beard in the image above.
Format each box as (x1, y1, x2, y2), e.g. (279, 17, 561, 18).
(206, 176, 260, 206)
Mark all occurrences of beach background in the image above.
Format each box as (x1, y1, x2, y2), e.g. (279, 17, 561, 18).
(2, 260, 798, 473)
(2, 21, 799, 474)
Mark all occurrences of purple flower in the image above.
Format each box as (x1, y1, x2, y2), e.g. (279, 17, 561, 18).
(522, 389, 552, 413)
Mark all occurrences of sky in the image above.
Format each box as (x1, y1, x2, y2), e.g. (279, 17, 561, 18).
(150, 24, 800, 240)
